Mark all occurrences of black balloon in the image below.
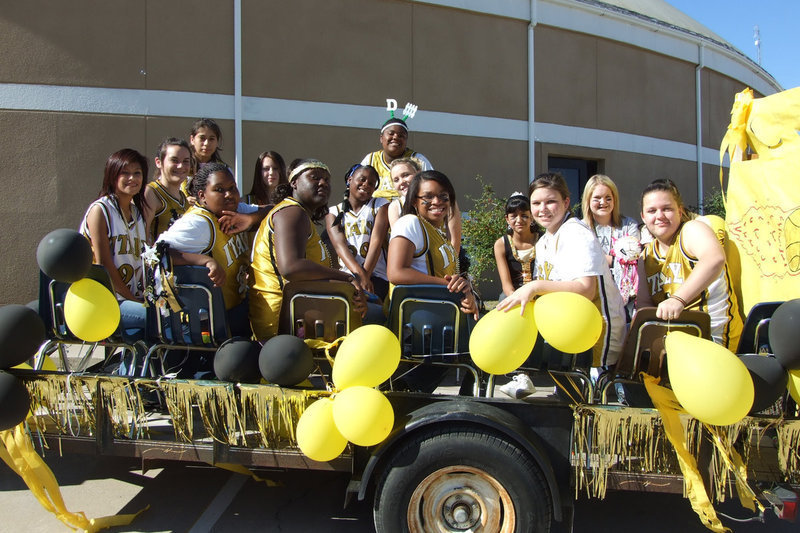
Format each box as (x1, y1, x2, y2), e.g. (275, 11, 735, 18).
(259, 335, 314, 387)
(0, 305, 46, 369)
(0, 371, 31, 430)
(769, 299, 800, 370)
(740, 354, 788, 414)
(36, 229, 93, 283)
(213, 338, 262, 384)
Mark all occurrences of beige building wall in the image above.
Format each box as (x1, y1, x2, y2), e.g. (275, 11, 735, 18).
(0, 0, 779, 303)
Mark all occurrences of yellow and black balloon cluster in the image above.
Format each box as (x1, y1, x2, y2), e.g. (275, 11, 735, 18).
(296, 325, 400, 462)
(37, 229, 120, 342)
(0, 305, 43, 429)
(665, 299, 800, 425)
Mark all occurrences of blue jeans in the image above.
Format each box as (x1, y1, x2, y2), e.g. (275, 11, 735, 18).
(119, 299, 146, 342)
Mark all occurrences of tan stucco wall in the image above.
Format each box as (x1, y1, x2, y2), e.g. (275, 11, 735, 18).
(0, 1, 776, 304)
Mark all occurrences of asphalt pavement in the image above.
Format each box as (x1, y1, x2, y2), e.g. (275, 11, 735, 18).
(1, 452, 796, 532)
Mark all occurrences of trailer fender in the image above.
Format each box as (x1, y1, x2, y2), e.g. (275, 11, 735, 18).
(357, 399, 565, 522)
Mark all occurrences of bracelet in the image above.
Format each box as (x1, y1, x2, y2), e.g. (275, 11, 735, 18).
(670, 294, 687, 306)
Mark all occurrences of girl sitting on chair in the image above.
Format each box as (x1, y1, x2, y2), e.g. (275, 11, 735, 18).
(80, 148, 149, 341)
(386, 170, 478, 319)
(156, 162, 253, 338)
(636, 178, 742, 349)
(325, 164, 390, 301)
(249, 159, 368, 341)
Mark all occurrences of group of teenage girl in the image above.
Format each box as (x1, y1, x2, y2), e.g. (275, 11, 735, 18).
(79, 115, 742, 390)
(493, 172, 741, 396)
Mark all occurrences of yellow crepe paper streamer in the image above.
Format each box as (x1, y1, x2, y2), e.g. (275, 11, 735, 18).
(208, 462, 282, 486)
(0, 423, 147, 532)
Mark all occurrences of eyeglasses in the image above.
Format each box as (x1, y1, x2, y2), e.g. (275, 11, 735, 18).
(417, 193, 450, 204)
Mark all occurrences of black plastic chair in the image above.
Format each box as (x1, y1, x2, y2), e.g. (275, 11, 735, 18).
(736, 301, 782, 355)
(140, 265, 230, 377)
(385, 284, 479, 395)
(599, 307, 711, 405)
(35, 264, 141, 373)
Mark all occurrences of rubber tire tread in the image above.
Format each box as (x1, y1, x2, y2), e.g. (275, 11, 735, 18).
(372, 424, 551, 533)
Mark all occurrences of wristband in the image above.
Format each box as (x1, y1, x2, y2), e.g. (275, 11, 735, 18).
(670, 294, 687, 306)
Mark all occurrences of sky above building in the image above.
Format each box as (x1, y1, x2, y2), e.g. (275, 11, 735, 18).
(666, 0, 799, 92)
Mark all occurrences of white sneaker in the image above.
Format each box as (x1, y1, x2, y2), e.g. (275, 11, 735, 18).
(498, 374, 536, 399)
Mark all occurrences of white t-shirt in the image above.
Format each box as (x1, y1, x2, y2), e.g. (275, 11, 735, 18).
(535, 216, 625, 366)
(157, 202, 258, 253)
(328, 197, 389, 280)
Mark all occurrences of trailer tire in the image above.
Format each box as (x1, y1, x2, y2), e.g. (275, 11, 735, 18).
(373, 425, 551, 533)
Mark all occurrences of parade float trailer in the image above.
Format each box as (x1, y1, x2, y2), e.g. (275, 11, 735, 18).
(3, 86, 800, 532)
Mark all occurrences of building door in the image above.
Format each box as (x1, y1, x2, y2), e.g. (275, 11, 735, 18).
(547, 157, 598, 211)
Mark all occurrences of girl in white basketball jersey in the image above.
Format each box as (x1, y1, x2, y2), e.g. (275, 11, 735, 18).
(497, 173, 625, 368)
(80, 149, 149, 339)
(325, 164, 390, 300)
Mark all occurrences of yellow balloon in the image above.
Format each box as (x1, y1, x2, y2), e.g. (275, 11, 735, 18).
(64, 278, 120, 342)
(332, 386, 394, 447)
(534, 292, 602, 354)
(332, 325, 400, 389)
(788, 369, 800, 404)
(40, 355, 57, 371)
(666, 331, 754, 425)
(12, 356, 56, 371)
(296, 398, 348, 462)
(468, 305, 537, 374)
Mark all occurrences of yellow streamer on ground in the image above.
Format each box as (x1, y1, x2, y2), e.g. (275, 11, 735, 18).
(0, 423, 146, 532)
(209, 462, 282, 486)
(642, 375, 729, 533)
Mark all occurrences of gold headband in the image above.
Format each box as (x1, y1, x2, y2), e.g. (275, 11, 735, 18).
(289, 161, 329, 182)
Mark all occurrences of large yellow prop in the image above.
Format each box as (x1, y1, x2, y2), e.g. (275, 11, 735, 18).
(63, 278, 120, 342)
(469, 305, 537, 374)
(665, 331, 754, 425)
(296, 398, 348, 462)
(721, 87, 800, 315)
(332, 386, 394, 447)
(332, 325, 400, 389)
(534, 292, 601, 354)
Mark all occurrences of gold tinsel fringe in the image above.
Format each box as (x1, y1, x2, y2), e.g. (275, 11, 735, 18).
(572, 405, 771, 502)
(239, 385, 317, 448)
(776, 419, 800, 481)
(160, 380, 243, 445)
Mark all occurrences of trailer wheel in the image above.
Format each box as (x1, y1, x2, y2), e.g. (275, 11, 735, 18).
(373, 425, 551, 533)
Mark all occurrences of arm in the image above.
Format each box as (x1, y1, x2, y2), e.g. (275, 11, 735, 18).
(85, 205, 140, 301)
(496, 276, 597, 315)
(654, 220, 725, 320)
(387, 236, 445, 286)
(168, 250, 225, 287)
(388, 201, 401, 228)
(448, 200, 462, 255)
(275, 206, 367, 316)
(494, 237, 517, 297)
(387, 233, 477, 316)
(219, 206, 269, 235)
(323, 212, 372, 293)
(363, 204, 389, 276)
(142, 185, 163, 244)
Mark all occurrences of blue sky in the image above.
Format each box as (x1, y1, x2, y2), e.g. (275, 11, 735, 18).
(666, 0, 799, 91)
